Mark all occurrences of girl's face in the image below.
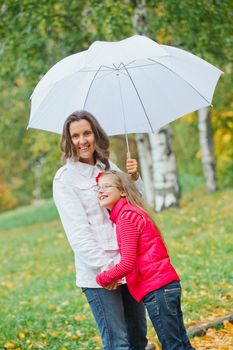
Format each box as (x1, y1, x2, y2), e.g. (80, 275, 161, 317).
(69, 119, 96, 165)
(97, 175, 125, 210)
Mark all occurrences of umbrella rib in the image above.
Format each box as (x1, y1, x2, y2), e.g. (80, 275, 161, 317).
(116, 72, 130, 154)
(148, 58, 212, 106)
(81, 65, 114, 72)
(83, 65, 103, 109)
(121, 63, 154, 133)
(80, 61, 137, 73)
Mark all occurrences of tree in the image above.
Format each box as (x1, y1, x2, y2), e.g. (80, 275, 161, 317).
(198, 107, 217, 191)
(132, 0, 180, 210)
(149, 127, 179, 211)
(135, 133, 154, 206)
(147, 0, 233, 191)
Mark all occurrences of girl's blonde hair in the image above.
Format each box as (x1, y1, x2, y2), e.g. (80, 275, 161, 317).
(99, 170, 146, 211)
(99, 170, 166, 242)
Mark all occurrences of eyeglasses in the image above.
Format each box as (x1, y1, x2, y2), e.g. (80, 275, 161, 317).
(94, 184, 120, 192)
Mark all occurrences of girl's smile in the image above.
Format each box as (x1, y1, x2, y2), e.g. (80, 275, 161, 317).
(97, 176, 125, 210)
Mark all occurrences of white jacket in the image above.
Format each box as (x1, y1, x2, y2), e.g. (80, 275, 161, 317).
(53, 159, 143, 288)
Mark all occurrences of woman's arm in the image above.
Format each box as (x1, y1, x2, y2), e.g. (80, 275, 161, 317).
(53, 178, 114, 270)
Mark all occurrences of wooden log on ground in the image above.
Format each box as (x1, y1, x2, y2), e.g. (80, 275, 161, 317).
(187, 314, 233, 337)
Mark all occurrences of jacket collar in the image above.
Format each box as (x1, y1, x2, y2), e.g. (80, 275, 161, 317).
(110, 198, 128, 223)
(66, 158, 106, 178)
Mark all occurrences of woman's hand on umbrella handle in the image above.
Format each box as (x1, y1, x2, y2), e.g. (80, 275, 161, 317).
(126, 158, 139, 181)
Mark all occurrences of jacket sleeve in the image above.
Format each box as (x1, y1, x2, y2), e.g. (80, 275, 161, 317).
(53, 177, 114, 270)
(96, 214, 142, 287)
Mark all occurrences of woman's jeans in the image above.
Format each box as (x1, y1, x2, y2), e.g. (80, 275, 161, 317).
(82, 284, 148, 350)
(143, 281, 195, 350)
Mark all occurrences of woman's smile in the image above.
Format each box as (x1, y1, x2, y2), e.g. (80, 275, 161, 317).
(69, 120, 96, 164)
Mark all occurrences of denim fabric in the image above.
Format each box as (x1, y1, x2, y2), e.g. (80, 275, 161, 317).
(82, 284, 148, 350)
(143, 281, 195, 350)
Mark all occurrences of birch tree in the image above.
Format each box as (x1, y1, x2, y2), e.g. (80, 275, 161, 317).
(135, 134, 154, 206)
(149, 127, 179, 211)
(132, 0, 180, 211)
(198, 107, 217, 191)
(132, 0, 154, 206)
(151, 1, 232, 191)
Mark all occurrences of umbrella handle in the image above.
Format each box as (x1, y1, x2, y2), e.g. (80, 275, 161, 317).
(127, 152, 131, 159)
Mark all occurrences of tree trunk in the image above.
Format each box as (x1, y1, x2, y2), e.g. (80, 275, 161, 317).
(198, 107, 217, 191)
(149, 126, 179, 212)
(132, 0, 154, 206)
(135, 133, 154, 206)
(132, 0, 179, 211)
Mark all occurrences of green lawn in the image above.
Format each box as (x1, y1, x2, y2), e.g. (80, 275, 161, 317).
(0, 187, 232, 349)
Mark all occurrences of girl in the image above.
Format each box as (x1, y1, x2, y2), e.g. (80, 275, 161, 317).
(53, 111, 150, 350)
(96, 170, 195, 350)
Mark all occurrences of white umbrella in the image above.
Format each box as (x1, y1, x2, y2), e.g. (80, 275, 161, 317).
(28, 35, 222, 153)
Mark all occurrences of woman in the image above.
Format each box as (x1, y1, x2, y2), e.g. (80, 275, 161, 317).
(53, 110, 148, 350)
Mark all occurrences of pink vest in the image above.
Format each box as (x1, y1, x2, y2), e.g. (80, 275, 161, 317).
(111, 199, 180, 302)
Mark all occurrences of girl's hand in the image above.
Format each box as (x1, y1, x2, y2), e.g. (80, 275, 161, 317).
(105, 280, 122, 290)
(126, 158, 139, 181)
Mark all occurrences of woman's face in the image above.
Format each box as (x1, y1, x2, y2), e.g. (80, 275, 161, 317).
(69, 119, 96, 165)
(97, 175, 124, 210)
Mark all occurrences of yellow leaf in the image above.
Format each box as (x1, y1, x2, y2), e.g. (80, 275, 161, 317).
(74, 314, 85, 321)
(48, 305, 55, 310)
(4, 343, 14, 349)
(195, 150, 201, 159)
(19, 331, 25, 339)
(223, 320, 233, 331)
(51, 330, 59, 337)
(1, 281, 14, 289)
(69, 334, 78, 340)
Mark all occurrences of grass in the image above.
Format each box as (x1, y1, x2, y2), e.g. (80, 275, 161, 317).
(0, 199, 59, 232)
(0, 186, 232, 349)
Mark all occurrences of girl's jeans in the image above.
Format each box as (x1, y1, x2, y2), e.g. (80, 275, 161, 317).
(82, 284, 148, 350)
(143, 281, 195, 350)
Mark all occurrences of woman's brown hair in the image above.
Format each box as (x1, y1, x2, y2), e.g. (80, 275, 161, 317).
(60, 110, 110, 168)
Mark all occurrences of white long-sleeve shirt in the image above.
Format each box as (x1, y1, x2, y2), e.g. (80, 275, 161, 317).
(53, 158, 143, 288)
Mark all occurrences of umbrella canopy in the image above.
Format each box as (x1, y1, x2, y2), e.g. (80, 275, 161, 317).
(28, 35, 222, 139)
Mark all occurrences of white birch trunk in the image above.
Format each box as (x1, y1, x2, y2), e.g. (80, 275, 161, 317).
(135, 133, 154, 206)
(132, 0, 154, 206)
(198, 107, 217, 191)
(132, 0, 179, 211)
(149, 126, 179, 212)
